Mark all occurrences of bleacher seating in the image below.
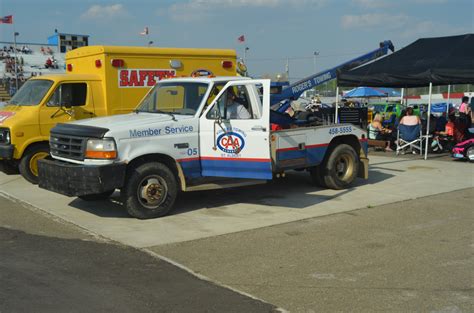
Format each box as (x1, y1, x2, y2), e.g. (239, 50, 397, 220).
(0, 42, 65, 80)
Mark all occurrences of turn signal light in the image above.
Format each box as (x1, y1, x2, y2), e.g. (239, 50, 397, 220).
(85, 150, 117, 159)
(67, 64, 73, 72)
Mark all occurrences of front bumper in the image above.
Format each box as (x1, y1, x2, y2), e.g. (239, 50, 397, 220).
(38, 158, 126, 197)
(0, 144, 14, 159)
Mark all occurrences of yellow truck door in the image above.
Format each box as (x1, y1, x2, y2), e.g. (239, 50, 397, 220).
(39, 82, 95, 136)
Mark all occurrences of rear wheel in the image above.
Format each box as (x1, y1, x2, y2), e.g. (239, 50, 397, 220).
(123, 162, 178, 219)
(466, 146, 474, 162)
(19, 144, 50, 184)
(78, 190, 115, 201)
(320, 144, 359, 190)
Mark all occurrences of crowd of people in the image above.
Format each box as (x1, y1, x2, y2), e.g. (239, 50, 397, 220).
(368, 97, 473, 153)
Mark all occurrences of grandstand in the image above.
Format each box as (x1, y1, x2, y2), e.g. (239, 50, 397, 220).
(0, 42, 66, 100)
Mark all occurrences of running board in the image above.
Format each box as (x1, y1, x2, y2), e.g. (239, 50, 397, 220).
(185, 178, 267, 192)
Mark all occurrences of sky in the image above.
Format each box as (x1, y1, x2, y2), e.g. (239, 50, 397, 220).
(0, 0, 473, 82)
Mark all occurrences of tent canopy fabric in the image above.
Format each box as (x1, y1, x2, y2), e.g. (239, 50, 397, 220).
(337, 34, 474, 88)
(343, 86, 400, 98)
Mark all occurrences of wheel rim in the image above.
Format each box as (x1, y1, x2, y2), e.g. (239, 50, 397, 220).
(29, 151, 49, 177)
(334, 153, 354, 181)
(137, 175, 168, 209)
(467, 147, 474, 159)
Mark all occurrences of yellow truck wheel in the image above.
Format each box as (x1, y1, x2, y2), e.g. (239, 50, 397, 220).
(19, 144, 50, 184)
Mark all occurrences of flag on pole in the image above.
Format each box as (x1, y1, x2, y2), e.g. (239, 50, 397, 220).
(237, 35, 245, 43)
(140, 27, 149, 35)
(0, 15, 13, 24)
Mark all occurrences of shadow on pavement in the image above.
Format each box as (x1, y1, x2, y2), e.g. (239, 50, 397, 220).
(66, 169, 395, 219)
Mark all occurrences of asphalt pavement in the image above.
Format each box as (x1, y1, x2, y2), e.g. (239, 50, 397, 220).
(0, 197, 277, 313)
(0, 153, 473, 312)
(153, 188, 474, 312)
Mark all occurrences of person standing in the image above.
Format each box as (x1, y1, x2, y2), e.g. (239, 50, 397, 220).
(459, 96, 472, 128)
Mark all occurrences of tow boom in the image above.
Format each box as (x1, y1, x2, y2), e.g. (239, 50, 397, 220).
(270, 40, 395, 109)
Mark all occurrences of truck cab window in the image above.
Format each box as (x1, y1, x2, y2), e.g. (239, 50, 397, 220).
(136, 82, 208, 115)
(47, 83, 87, 107)
(207, 85, 256, 120)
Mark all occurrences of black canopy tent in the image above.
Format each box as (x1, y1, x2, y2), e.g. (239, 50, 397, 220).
(337, 34, 474, 88)
(336, 33, 474, 159)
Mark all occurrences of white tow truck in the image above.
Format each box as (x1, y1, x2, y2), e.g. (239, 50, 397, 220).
(38, 77, 369, 219)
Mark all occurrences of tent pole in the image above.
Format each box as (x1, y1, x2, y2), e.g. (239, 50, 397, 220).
(424, 83, 433, 160)
(400, 88, 404, 104)
(335, 87, 339, 124)
(446, 85, 451, 115)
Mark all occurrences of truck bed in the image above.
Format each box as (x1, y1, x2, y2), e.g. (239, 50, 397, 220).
(270, 123, 366, 171)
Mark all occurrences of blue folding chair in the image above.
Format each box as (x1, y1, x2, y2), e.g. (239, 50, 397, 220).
(396, 124, 423, 155)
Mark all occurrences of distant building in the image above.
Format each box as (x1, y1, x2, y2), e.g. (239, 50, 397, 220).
(48, 32, 89, 53)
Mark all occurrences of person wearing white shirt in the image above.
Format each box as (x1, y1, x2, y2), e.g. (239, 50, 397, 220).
(225, 89, 250, 119)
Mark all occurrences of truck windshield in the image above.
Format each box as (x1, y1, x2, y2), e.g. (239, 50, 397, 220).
(9, 80, 54, 106)
(136, 82, 208, 116)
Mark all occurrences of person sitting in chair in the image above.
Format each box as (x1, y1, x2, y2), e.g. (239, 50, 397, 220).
(368, 113, 394, 151)
(399, 107, 420, 126)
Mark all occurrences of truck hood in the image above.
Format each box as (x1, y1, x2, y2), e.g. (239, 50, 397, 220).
(70, 112, 193, 132)
(0, 105, 37, 127)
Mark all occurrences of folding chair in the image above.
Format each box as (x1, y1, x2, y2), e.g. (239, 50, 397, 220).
(396, 124, 423, 155)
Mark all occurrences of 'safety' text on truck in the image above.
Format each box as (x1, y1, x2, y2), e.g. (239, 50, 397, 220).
(39, 76, 369, 219)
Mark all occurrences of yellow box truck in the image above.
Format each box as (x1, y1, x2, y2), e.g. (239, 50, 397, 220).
(0, 46, 237, 183)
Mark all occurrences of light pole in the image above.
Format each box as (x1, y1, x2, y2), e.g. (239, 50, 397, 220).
(13, 32, 19, 92)
(313, 51, 319, 73)
(243, 47, 249, 66)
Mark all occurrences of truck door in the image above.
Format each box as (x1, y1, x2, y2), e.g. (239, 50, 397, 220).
(39, 82, 95, 136)
(199, 80, 272, 180)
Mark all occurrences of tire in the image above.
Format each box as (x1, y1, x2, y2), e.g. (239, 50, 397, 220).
(78, 190, 115, 201)
(123, 162, 178, 219)
(309, 165, 326, 188)
(466, 146, 474, 162)
(320, 144, 359, 190)
(19, 144, 50, 184)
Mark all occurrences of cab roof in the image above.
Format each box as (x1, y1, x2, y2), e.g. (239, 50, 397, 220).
(66, 45, 236, 59)
(30, 74, 102, 81)
(159, 76, 253, 84)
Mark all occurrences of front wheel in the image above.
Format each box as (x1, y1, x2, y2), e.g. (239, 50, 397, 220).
(320, 144, 359, 190)
(123, 162, 178, 219)
(19, 144, 50, 184)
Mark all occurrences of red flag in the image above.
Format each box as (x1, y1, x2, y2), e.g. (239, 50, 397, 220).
(0, 15, 13, 24)
(237, 35, 245, 43)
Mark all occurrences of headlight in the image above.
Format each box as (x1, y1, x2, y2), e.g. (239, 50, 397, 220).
(0, 128, 10, 144)
(85, 138, 117, 159)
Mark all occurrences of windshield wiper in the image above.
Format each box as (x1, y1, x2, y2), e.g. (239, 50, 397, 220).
(153, 109, 176, 121)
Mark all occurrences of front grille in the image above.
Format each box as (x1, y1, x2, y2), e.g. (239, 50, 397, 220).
(50, 133, 87, 160)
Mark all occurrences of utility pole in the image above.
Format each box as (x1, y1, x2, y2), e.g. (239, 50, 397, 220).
(285, 57, 289, 82)
(313, 51, 319, 73)
(243, 47, 249, 65)
(13, 32, 19, 92)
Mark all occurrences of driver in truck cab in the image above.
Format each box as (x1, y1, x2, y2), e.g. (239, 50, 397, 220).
(225, 88, 250, 119)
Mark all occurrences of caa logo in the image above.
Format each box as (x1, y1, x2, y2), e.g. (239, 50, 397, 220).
(217, 132, 245, 154)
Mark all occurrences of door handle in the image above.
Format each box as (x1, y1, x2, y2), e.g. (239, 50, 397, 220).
(251, 125, 267, 132)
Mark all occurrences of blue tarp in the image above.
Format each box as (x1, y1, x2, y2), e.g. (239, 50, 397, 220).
(344, 86, 400, 98)
(430, 102, 454, 113)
